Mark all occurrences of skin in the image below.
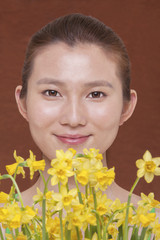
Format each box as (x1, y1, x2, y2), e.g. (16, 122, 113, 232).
(15, 42, 138, 204)
(16, 42, 137, 161)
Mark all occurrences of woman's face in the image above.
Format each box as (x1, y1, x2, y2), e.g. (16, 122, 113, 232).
(16, 42, 136, 160)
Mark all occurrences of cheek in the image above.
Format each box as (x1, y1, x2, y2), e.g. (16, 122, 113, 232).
(87, 101, 123, 130)
(26, 101, 61, 128)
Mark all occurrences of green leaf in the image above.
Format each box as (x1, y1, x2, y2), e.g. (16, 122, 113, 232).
(131, 227, 139, 240)
(0, 226, 4, 240)
(65, 222, 71, 240)
(140, 227, 148, 240)
(117, 225, 123, 240)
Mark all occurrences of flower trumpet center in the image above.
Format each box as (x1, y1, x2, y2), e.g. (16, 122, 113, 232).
(145, 161, 156, 173)
(62, 195, 73, 206)
(56, 169, 66, 177)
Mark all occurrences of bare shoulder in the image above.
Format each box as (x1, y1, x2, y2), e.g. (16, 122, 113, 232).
(106, 182, 141, 205)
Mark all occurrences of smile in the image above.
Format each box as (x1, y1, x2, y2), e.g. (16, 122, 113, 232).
(55, 134, 91, 145)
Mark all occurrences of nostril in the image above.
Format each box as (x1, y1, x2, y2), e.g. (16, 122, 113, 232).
(59, 104, 87, 127)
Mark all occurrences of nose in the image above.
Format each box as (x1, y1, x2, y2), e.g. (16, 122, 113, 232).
(60, 99, 87, 127)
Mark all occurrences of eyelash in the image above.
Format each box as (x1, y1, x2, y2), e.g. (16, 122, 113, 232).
(43, 90, 60, 97)
(88, 91, 106, 98)
(42, 90, 106, 99)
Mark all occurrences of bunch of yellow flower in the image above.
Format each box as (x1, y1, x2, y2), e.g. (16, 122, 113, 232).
(0, 149, 160, 240)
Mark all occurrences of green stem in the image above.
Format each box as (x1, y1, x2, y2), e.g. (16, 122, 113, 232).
(75, 227, 80, 240)
(24, 224, 34, 239)
(66, 182, 69, 192)
(42, 198, 47, 240)
(39, 170, 47, 186)
(74, 174, 83, 204)
(85, 184, 88, 199)
(58, 182, 64, 240)
(124, 177, 140, 240)
(41, 171, 51, 240)
(59, 210, 64, 240)
(92, 187, 101, 240)
(65, 222, 71, 240)
(1, 174, 24, 208)
(11, 229, 16, 240)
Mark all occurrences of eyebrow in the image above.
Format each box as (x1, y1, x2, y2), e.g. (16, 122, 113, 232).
(37, 78, 64, 86)
(37, 78, 113, 89)
(85, 80, 113, 89)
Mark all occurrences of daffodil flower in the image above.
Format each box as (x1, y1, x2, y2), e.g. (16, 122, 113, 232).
(52, 185, 77, 212)
(93, 167, 115, 191)
(138, 192, 160, 210)
(48, 149, 75, 185)
(136, 150, 160, 183)
(0, 191, 9, 203)
(6, 150, 25, 177)
(26, 150, 45, 179)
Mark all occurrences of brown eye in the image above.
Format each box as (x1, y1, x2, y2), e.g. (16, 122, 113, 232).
(45, 90, 60, 96)
(89, 91, 104, 98)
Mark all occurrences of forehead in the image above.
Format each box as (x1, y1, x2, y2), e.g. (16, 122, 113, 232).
(30, 42, 121, 87)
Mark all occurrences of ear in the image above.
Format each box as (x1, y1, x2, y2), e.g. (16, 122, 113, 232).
(119, 89, 137, 126)
(15, 85, 28, 121)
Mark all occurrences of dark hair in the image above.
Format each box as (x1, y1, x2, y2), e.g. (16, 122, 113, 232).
(21, 13, 131, 100)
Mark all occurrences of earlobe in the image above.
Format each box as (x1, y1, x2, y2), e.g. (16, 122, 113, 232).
(15, 86, 28, 121)
(120, 89, 137, 126)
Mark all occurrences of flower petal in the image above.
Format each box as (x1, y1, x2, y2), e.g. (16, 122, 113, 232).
(153, 157, 160, 166)
(144, 172, 154, 183)
(137, 168, 145, 178)
(143, 150, 152, 161)
(154, 167, 160, 176)
(136, 159, 145, 168)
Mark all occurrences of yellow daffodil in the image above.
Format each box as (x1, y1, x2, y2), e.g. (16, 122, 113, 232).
(151, 218, 160, 240)
(9, 213, 21, 229)
(67, 211, 86, 230)
(138, 192, 160, 210)
(83, 148, 103, 161)
(21, 206, 37, 224)
(132, 205, 149, 227)
(33, 187, 43, 204)
(1, 148, 160, 239)
(139, 212, 156, 228)
(116, 207, 133, 228)
(6, 150, 25, 177)
(93, 167, 115, 191)
(95, 191, 113, 216)
(52, 148, 75, 169)
(107, 223, 118, 239)
(86, 212, 96, 226)
(77, 170, 89, 186)
(48, 149, 75, 186)
(52, 185, 77, 212)
(4, 233, 14, 240)
(0, 191, 9, 203)
(46, 217, 61, 239)
(16, 233, 27, 240)
(0, 207, 9, 222)
(26, 150, 45, 179)
(71, 227, 83, 240)
(136, 150, 160, 183)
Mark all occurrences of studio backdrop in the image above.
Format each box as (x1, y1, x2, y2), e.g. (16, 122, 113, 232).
(0, 0, 160, 199)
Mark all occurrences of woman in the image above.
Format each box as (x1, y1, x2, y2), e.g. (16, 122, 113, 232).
(15, 13, 138, 206)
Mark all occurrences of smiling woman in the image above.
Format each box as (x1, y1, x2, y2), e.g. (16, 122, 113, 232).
(15, 13, 137, 205)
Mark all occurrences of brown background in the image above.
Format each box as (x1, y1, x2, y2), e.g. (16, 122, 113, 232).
(0, 0, 160, 199)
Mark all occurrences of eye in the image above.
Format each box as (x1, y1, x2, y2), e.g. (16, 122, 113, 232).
(43, 90, 60, 97)
(88, 91, 106, 98)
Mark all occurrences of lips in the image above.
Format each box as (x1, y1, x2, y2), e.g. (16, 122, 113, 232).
(55, 134, 91, 145)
